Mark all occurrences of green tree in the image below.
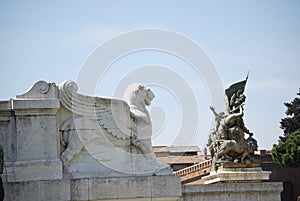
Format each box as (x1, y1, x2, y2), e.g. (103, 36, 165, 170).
(272, 90, 300, 167)
(272, 129, 300, 167)
(279, 90, 300, 140)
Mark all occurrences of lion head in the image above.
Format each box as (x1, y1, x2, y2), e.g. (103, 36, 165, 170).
(123, 83, 155, 108)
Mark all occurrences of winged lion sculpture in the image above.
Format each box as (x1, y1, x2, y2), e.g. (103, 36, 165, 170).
(58, 80, 170, 177)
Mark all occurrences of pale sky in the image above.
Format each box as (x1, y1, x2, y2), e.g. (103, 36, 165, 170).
(1, 1, 300, 150)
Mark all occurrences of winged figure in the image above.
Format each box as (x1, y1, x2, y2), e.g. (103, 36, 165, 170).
(58, 80, 170, 177)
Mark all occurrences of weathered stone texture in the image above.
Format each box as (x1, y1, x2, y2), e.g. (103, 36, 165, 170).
(2, 177, 282, 201)
(181, 182, 282, 201)
(3, 176, 182, 201)
(4, 179, 70, 201)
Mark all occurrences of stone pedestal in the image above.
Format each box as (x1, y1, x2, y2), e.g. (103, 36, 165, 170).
(181, 182, 283, 201)
(202, 163, 271, 184)
(2, 81, 63, 182)
(3, 175, 182, 201)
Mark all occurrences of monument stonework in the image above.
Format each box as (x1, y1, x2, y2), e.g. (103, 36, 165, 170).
(0, 80, 282, 201)
(58, 80, 171, 178)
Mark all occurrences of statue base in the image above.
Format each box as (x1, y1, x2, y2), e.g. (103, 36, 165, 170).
(202, 162, 271, 184)
(62, 150, 172, 179)
(3, 175, 182, 201)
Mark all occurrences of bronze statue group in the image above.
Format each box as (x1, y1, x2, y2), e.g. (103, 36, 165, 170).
(208, 76, 258, 171)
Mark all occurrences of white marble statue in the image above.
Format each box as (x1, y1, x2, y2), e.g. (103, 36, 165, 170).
(58, 80, 170, 178)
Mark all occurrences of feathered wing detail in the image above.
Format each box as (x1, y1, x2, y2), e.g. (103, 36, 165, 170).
(59, 80, 133, 140)
(97, 99, 134, 140)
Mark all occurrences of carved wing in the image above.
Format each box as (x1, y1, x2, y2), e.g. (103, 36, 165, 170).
(59, 80, 134, 140)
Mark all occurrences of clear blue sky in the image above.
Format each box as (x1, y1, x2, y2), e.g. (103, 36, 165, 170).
(1, 1, 299, 149)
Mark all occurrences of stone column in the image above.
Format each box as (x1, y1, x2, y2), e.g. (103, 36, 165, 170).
(9, 81, 62, 182)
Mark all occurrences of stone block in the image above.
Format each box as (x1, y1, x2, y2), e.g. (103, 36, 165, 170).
(15, 115, 59, 161)
(11, 159, 62, 182)
(12, 99, 60, 111)
(72, 176, 182, 201)
(70, 179, 89, 200)
(181, 182, 282, 201)
(3, 176, 182, 201)
(4, 82, 63, 182)
(202, 163, 271, 184)
(4, 179, 70, 201)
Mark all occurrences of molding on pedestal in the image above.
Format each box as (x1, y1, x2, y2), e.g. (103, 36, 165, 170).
(202, 163, 271, 184)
